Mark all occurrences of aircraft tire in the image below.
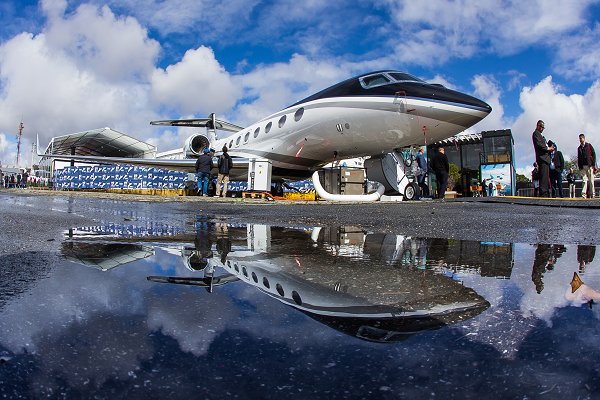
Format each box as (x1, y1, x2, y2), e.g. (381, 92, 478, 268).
(403, 182, 420, 201)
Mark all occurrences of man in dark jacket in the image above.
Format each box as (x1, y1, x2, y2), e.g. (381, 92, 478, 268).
(215, 146, 233, 197)
(532, 120, 550, 197)
(431, 147, 449, 199)
(577, 133, 596, 198)
(548, 140, 564, 198)
(415, 147, 428, 196)
(195, 149, 214, 196)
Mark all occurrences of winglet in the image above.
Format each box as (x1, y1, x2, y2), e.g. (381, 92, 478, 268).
(571, 272, 584, 293)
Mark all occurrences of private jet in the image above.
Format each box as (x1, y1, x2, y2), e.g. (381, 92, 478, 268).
(40, 70, 491, 200)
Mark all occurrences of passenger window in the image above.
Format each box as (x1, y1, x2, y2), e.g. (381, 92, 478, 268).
(229, 140, 233, 148)
(362, 74, 390, 87)
(278, 115, 286, 128)
(265, 122, 272, 133)
(236, 136, 241, 146)
(276, 283, 284, 296)
(294, 108, 304, 122)
(254, 127, 260, 138)
(244, 132, 250, 142)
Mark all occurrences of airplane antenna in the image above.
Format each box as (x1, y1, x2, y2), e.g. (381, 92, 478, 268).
(15, 118, 24, 166)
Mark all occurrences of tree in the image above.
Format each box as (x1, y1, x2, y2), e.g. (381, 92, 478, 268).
(447, 164, 461, 190)
(564, 156, 582, 179)
(516, 173, 530, 183)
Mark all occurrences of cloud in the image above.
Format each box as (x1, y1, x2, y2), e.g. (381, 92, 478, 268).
(43, 3, 161, 82)
(507, 76, 600, 169)
(150, 46, 241, 116)
(384, 0, 598, 66)
(554, 22, 600, 80)
(468, 74, 510, 132)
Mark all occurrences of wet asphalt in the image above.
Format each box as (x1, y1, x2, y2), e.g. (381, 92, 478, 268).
(1, 188, 599, 248)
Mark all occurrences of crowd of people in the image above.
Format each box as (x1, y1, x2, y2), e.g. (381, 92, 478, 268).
(531, 120, 596, 198)
(0, 170, 29, 188)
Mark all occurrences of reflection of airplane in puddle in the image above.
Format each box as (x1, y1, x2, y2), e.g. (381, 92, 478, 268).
(40, 71, 490, 200)
(63, 221, 493, 342)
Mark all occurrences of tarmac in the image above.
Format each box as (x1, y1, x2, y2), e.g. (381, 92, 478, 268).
(2, 188, 600, 246)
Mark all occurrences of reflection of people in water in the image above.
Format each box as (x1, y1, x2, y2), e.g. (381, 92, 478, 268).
(215, 222, 231, 264)
(531, 244, 566, 294)
(565, 272, 600, 305)
(577, 245, 596, 273)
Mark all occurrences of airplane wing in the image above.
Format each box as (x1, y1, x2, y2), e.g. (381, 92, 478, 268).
(150, 118, 244, 133)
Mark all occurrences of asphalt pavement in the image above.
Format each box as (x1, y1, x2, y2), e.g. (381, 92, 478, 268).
(2, 188, 599, 246)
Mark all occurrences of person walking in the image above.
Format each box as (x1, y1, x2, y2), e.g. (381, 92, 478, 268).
(195, 149, 214, 196)
(548, 140, 564, 198)
(532, 120, 551, 197)
(566, 168, 576, 198)
(415, 147, 428, 196)
(577, 134, 596, 199)
(215, 146, 233, 197)
(431, 147, 449, 199)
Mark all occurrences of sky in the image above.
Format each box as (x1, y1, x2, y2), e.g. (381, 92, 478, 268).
(1, 0, 600, 176)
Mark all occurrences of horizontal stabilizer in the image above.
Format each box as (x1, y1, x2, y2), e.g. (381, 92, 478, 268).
(150, 118, 243, 133)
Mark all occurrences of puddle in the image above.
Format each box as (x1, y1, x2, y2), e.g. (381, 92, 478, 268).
(2, 217, 600, 398)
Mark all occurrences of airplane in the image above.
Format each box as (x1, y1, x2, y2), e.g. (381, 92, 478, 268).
(61, 221, 490, 343)
(39, 70, 491, 200)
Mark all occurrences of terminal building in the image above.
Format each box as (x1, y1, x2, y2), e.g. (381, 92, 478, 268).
(427, 129, 515, 197)
(39, 128, 516, 197)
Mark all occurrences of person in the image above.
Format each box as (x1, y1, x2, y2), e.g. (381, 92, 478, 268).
(566, 168, 576, 198)
(577, 245, 596, 273)
(481, 178, 487, 197)
(548, 140, 564, 198)
(195, 148, 214, 196)
(531, 162, 540, 197)
(415, 147, 428, 196)
(532, 120, 550, 197)
(577, 133, 596, 199)
(215, 146, 233, 197)
(431, 147, 449, 199)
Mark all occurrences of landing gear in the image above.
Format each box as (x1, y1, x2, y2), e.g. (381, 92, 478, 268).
(403, 182, 420, 201)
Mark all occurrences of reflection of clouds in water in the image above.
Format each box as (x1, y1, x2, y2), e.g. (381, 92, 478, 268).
(0, 261, 144, 353)
(29, 314, 153, 396)
(515, 245, 599, 325)
(146, 288, 237, 356)
(454, 243, 600, 357)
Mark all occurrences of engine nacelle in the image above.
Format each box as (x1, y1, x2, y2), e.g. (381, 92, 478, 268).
(184, 134, 211, 157)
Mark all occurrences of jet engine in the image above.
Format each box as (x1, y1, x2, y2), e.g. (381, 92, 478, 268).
(183, 134, 211, 157)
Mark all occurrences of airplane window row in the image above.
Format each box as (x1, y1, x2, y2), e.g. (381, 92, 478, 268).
(228, 107, 305, 149)
(229, 261, 302, 306)
(360, 71, 424, 89)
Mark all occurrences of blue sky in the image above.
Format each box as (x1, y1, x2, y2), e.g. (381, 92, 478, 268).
(1, 0, 600, 176)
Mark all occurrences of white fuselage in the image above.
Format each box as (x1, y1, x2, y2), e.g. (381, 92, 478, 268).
(214, 95, 489, 173)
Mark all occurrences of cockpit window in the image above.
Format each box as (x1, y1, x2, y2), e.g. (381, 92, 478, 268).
(360, 71, 425, 89)
(361, 74, 390, 88)
(388, 72, 423, 82)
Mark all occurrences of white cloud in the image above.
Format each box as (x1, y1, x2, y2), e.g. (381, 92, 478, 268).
(554, 22, 600, 80)
(150, 46, 241, 116)
(469, 74, 510, 132)
(510, 76, 600, 167)
(384, 0, 598, 66)
(43, 3, 161, 82)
